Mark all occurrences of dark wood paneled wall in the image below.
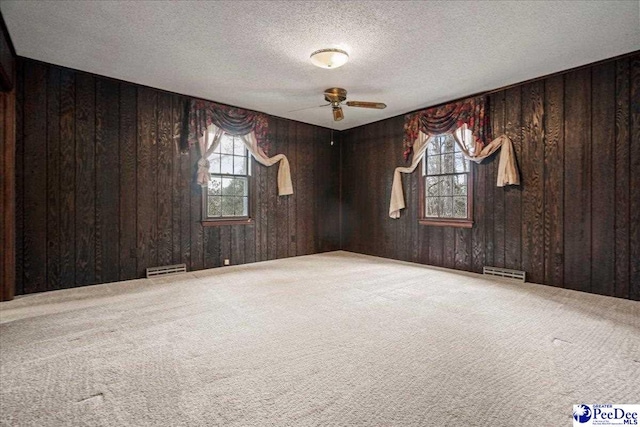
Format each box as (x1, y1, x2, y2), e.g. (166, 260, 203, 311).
(341, 53, 640, 301)
(15, 58, 340, 295)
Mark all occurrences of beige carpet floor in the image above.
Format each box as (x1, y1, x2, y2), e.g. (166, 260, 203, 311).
(1, 251, 639, 426)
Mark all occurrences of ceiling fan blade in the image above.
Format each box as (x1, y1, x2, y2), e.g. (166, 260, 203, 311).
(287, 103, 330, 113)
(345, 101, 387, 109)
(332, 106, 344, 121)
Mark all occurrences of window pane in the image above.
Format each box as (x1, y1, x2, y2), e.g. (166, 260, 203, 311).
(442, 197, 453, 217)
(453, 196, 467, 218)
(443, 135, 455, 153)
(221, 177, 234, 196)
(221, 196, 235, 216)
(439, 175, 452, 196)
(221, 154, 233, 174)
(242, 197, 248, 216)
(223, 177, 248, 196)
(233, 138, 245, 155)
(207, 196, 222, 217)
(234, 155, 247, 175)
(442, 153, 454, 174)
(221, 177, 232, 195)
(427, 155, 440, 175)
(426, 176, 440, 197)
(240, 177, 248, 196)
(210, 154, 221, 174)
(453, 174, 467, 195)
(454, 152, 468, 173)
(230, 197, 242, 216)
(427, 139, 440, 155)
(208, 176, 222, 195)
(220, 136, 234, 154)
(426, 196, 439, 217)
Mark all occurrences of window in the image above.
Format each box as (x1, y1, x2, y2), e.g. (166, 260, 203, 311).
(420, 133, 473, 227)
(203, 134, 251, 223)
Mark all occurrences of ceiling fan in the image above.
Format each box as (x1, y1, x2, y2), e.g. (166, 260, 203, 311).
(291, 88, 387, 121)
(324, 88, 387, 121)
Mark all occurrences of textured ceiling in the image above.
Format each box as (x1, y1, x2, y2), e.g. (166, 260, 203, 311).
(1, 0, 639, 130)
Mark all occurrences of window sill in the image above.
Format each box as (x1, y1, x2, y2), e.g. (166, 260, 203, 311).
(202, 218, 254, 227)
(419, 218, 473, 228)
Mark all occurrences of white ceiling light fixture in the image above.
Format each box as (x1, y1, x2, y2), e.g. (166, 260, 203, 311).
(310, 48, 349, 69)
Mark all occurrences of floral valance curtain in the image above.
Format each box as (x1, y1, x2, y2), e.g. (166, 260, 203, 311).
(184, 99, 271, 155)
(186, 99, 292, 196)
(390, 95, 519, 219)
(403, 96, 489, 161)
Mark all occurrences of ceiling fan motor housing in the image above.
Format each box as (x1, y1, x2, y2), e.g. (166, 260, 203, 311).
(324, 87, 348, 104)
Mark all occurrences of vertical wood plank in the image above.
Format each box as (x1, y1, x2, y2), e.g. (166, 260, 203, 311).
(563, 68, 592, 293)
(203, 226, 220, 269)
(1, 75, 16, 300)
(454, 227, 471, 271)
(396, 127, 410, 261)
(119, 83, 137, 280)
(491, 92, 506, 269)
(220, 226, 231, 266)
(1, 90, 5, 297)
(296, 124, 312, 256)
(409, 130, 419, 263)
(521, 80, 545, 284)
(629, 55, 640, 301)
(59, 68, 76, 288)
(313, 124, 323, 253)
(171, 96, 183, 264)
(483, 96, 496, 270)
(328, 127, 341, 251)
(287, 123, 298, 257)
(74, 73, 95, 287)
(345, 128, 359, 253)
(256, 141, 269, 261)
(275, 119, 289, 258)
(189, 132, 203, 271)
(472, 162, 486, 273)
(244, 122, 257, 265)
(590, 62, 616, 296)
(22, 61, 47, 293)
(14, 59, 24, 295)
(156, 92, 173, 267)
(614, 58, 630, 299)
(179, 135, 192, 267)
(379, 121, 390, 257)
(340, 129, 353, 251)
(442, 228, 455, 269)
(308, 126, 319, 255)
(244, 223, 256, 264)
(373, 122, 384, 257)
(430, 227, 444, 267)
(95, 78, 120, 283)
(137, 87, 158, 275)
(315, 127, 333, 253)
(0, 91, 4, 301)
(504, 86, 522, 271)
(0, 90, 4, 296)
(543, 75, 564, 287)
(46, 66, 61, 289)
(231, 225, 245, 265)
